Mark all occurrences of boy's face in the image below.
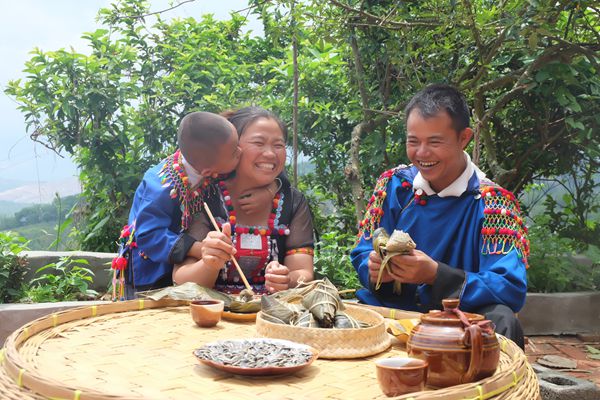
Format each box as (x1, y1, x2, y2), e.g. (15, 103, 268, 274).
(406, 109, 472, 192)
(199, 124, 241, 178)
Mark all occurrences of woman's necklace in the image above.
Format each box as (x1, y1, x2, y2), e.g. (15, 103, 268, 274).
(218, 181, 290, 236)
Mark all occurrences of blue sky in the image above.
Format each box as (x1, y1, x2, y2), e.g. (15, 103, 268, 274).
(0, 0, 258, 183)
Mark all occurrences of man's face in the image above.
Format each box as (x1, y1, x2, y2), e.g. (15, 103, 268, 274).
(406, 109, 472, 192)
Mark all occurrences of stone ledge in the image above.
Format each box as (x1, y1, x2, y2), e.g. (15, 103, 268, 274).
(519, 292, 600, 336)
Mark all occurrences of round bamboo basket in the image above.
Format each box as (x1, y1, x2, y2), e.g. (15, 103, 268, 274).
(0, 299, 539, 399)
(256, 304, 391, 359)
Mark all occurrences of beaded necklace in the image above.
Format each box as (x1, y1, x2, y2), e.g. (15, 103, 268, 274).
(215, 180, 290, 294)
(218, 180, 290, 236)
(158, 149, 212, 230)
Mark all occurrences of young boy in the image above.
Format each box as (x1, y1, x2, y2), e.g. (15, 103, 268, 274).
(113, 111, 269, 299)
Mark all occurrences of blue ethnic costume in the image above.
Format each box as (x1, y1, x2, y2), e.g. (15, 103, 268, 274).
(351, 154, 529, 318)
(112, 150, 216, 299)
(186, 177, 315, 295)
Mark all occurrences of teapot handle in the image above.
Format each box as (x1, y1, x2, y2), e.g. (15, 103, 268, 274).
(462, 324, 483, 383)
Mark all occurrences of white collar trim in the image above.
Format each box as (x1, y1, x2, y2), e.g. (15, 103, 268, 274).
(180, 154, 204, 188)
(412, 151, 486, 198)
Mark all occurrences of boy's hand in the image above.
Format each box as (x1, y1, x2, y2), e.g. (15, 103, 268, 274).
(238, 183, 277, 214)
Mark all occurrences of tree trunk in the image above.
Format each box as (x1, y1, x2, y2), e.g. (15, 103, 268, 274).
(345, 122, 366, 222)
(291, 1, 299, 187)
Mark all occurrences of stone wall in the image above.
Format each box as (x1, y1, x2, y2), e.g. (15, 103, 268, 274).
(519, 292, 600, 335)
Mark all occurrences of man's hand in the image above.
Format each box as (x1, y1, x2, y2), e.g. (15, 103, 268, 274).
(368, 250, 394, 285)
(387, 250, 438, 285)
(264, 261, 290, 293)
(201, 223, 236, 271)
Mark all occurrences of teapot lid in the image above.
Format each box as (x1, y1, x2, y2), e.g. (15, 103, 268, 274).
(421, 299, 485, 325)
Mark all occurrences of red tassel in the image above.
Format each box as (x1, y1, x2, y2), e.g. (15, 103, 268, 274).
(120, 225, 131, 238)
(111, 256, 128, 270)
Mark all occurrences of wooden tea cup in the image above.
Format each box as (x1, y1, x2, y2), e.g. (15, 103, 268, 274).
(190, 299, 224, 327)
(375, 357, 428, 397)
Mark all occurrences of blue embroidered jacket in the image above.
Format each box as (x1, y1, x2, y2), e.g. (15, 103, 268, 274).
(350, 165, 528, 313)
(125, 161, 200, 289)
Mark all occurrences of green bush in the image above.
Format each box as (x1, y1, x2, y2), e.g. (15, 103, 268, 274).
(314, 231, 361, 293)
(0, 231, 29, 302)
(527, 217, 600, 293)
(23, 257, 98, 302)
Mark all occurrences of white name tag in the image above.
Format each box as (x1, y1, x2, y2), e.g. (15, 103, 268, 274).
(239, 233, 262, 250)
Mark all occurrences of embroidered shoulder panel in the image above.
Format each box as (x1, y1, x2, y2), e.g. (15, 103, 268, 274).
(158, 149, 212, 230)
(357, 164, 410, 241)
(479, 184, 530, 268)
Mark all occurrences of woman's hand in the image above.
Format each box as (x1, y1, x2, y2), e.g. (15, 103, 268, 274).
(201, 223, 236, 271)
(264, 260, 290, 293)
(368, 250, 394, 285)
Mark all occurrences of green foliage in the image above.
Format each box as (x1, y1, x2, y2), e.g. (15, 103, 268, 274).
(540, 166, 599, 250)
(297, 176, 360, 290)
(527, 216, 600, 293)
(0, 232, 29, 302)
(5, 1, 274, 251)
(23, 257, 98, 302)
(314, 231, 360, 291)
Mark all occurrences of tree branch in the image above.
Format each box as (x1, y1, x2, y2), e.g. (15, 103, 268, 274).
(350, 33, 371, 120)
(345, 29, 371, 221)
(117, 0, 197, 20)
(345, 122, 367, 222)
(329, 0, 441, 28)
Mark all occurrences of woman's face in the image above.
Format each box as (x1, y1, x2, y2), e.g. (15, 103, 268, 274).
(237, 117, 286, 186)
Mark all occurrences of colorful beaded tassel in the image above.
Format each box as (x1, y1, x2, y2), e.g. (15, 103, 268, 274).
(480, 185, 530, 268)
(158, 149, 212, 230)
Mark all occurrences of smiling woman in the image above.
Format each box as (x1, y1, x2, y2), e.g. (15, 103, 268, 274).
(173, 107, 315, 295)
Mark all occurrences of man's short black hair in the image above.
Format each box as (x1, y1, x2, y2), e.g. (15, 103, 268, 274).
(404, 84, 470, 132)
(177, 111, 233, 168)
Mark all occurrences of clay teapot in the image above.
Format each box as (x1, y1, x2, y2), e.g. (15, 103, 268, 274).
(406, 299, 500, 388)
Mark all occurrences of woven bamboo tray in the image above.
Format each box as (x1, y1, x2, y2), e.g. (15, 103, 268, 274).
(0, 299, 540, 399)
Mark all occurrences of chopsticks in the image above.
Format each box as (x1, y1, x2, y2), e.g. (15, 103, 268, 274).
(202, 202, 254, 295)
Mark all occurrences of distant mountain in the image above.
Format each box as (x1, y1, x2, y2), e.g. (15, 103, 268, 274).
(0, 178, 35, 192)
(0, 200, 30, 216)
(0, 177, 80, 204)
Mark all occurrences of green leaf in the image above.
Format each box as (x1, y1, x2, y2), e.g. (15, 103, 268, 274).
(528, 32, 538, 50)
(586, 345, 600, 354)
(84, 215, 111, 242)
